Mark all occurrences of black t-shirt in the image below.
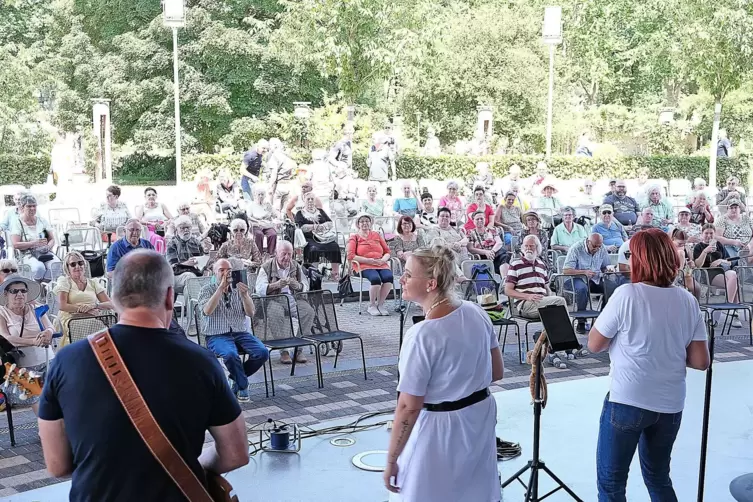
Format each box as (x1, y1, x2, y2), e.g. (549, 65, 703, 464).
(39, 324, 241, 502)
(693, 241, 728, 267)
(242, 149, 263, 177)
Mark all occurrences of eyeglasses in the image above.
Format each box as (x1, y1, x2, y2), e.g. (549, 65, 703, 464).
(69, 261, 85, 268)
(177, 226, 192, 232)
(1, 268, 17, 274)
(179, 207, 190, 212)
(232, 228, 245, 233)
(8, 288, 27, 295)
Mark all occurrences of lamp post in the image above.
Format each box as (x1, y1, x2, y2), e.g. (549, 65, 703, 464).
(163, 0, 185, 184)
(542, 6, 562, 159)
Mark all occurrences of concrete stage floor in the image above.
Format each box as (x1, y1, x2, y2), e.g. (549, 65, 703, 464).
(3, 359, 751, 501)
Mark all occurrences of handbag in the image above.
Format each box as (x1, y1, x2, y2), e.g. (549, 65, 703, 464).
(88, 330, 238, 502)
(313, 226, 337, 244)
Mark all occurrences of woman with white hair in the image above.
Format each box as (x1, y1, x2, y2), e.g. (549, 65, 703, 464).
(246, 185, 278, 256)
(392, 181, 419, 218)
(295, 192, 341, 280)
(687, 191, 714, 226)
(0, 259, 19, 284)
(438, 181, 465, 226)
(360, 184, 385, 217)
(217, 218, 262, 270)
(9, 194, 61, 281)
(643, 185, 674, 229)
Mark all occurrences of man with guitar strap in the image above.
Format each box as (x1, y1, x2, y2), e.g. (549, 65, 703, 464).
(38, 250, 248, 501)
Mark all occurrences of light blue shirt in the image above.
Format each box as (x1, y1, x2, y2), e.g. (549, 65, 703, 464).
(393, 198, 418, 217)
(563, 239, 611, 281)
(592, 221, 628, 247)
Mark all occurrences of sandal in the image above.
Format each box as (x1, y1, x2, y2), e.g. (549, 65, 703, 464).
(549, 355, 567, 369)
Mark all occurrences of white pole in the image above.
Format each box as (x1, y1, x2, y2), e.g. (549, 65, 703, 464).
(545, 44, 555, 159)
(708, 100, 722, 189)
(172, 27, 182, 185)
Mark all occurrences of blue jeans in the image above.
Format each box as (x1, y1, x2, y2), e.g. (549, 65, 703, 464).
(206, 332, 269, 391)
(241, 176, 254, 201)
(361, 268, 394, 285)
(565, 277, 604, 311)
(503, 232, 512, 245)
(597, 396, 682, 502)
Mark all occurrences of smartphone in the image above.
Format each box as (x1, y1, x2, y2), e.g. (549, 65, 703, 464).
(710, 239, 717, 251)
(230, 269, 247, 288)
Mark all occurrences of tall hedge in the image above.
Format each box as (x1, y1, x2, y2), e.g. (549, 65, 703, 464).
(0, 154, 51, 186)
(111, 151, 752, 187)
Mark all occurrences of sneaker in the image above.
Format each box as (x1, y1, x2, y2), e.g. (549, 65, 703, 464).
(377, 305, 390, 316)
(548, 354, 567, 369)
(566, 352, 575, 360)
(575, 322, 586, 335)
(731, 316, 743, 328)
(236, 389, 250, 403)
(280, 351, 292, 364)
(367, 306, 380, 316)
(295, 350, 308, 364)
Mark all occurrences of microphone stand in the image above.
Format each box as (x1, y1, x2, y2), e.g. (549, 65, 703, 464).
(697, 312, 716, 502)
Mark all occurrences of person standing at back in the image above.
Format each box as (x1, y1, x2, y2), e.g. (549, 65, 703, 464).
(37, 250, 249, 501)
(588, 229, 709, 502)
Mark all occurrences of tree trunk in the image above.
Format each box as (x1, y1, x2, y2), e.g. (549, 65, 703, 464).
(709, 99, 722, 189)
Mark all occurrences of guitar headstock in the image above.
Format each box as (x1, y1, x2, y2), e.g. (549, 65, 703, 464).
(3, 363, 42, 400)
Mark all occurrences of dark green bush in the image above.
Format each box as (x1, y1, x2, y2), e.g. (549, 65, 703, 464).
(0, 154, 51, 186)
(111, 150, 752, 188)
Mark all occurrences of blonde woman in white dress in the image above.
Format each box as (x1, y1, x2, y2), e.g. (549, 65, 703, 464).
(384, 244, 504, 502)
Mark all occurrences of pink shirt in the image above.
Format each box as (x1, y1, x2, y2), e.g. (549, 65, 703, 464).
(438, 195, 465, 222)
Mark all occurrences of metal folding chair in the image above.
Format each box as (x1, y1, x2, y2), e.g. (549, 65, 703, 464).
(251, 294, 321, 394)
(295, 290, 367, 387)
(694, 267, 752, 343)
(67, 313, 117, 344)
(193, 308, 270, 398)
(552, 273, 601, 329)
(461, 280, 523, 363)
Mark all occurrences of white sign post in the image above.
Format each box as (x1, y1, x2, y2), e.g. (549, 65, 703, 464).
(542, 6, 562, 159)
(163, 0, 185, 184)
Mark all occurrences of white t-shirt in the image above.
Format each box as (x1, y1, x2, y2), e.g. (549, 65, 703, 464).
(594, 283, 707, 413)
(617, 240, 630, 267)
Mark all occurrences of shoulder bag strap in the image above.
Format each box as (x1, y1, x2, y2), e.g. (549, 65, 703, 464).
(88, 330, 213, 502)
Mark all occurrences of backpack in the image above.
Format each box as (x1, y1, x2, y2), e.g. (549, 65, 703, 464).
(470, 263, 497, 295)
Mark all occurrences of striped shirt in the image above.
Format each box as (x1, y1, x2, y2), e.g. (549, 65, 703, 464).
(197, 283, 249, 336)
(506, 257, 548, 296)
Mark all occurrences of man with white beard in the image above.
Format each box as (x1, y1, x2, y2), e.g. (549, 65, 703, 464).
(166, 215, 211, 294)
(505, 234, 573, 368)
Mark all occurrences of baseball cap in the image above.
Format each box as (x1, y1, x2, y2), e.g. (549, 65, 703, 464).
(599, 204, 613, 214)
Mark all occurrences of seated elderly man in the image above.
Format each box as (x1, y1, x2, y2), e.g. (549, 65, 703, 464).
(636, 207, 663, 230)
(592, 204, 628, 252)
(106, 219, 154, 277)
(199, 259, 269, 402)
(166, 215, 211, 294)
(603, 180, 639, 227)
(550, 206, 587, 253)
(505, 235, 567, 318)
(563, 233, 611, 334)
(255, 240, 313, 364)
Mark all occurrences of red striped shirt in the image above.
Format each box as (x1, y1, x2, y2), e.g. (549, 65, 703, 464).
(505, 257, 548, 295)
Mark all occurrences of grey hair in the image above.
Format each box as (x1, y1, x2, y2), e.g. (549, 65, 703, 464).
(173, 215, 192, 229)
(257, 139, 269, 149)
(447, 181, 459, 190)
(229, 218, 248, 231)
(269, 138, 283, 152)
(0, 259, 18, 272)
(561, 206, 575, 215)
(647, 184, 662, 196)
(19, 194, 37, 207)
(522, 234, 542, 256)
(112, 250, 174, 310)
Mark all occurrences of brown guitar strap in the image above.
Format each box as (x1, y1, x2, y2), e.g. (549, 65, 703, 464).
(88, 329, 213, 502)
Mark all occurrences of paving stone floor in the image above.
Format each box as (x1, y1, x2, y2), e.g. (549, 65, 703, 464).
(0, 299, 751, 495)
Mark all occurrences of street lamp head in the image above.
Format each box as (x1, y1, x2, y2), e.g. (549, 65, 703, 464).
(163, 0, 186, 28)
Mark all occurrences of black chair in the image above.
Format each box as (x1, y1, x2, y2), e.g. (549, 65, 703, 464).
(294, 290, 367, 387)
(193, 309, 270, 398)
(251, 294, 321, 395)
(67, 313, 118, 344)
(551, 273, 601, 330)
(694, 267, 752, 343)
(602, 271, 631, 306)
(461, 280, 524, 364)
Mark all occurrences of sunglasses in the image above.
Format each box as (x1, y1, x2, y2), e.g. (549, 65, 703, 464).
(69, 261, 85, 268)
(232, 228, 246, 233)
(1, 268, 17, 274)
(179, 207, 190, 211)
(602, 211, 612, 215)
(8, 288, 27, 295)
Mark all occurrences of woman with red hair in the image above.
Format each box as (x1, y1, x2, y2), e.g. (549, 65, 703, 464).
(587, 228, 710, 501)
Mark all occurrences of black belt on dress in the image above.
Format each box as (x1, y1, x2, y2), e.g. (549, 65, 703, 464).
(423, 388, 490, 412)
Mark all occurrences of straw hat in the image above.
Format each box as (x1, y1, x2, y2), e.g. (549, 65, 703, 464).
(0, 275, 41, 306)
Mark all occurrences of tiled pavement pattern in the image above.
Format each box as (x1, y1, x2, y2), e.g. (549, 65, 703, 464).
(0, 299, 752, 495)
